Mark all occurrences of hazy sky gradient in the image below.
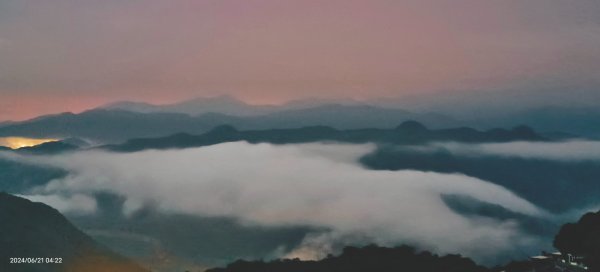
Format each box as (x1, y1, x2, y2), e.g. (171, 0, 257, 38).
(1, 0, 599, 120)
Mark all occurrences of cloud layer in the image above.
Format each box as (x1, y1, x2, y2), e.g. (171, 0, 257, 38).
(5, 142, 546, 263)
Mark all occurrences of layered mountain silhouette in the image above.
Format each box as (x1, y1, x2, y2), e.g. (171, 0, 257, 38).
(0, 110, 239, 143)
(103, 96, 600, 138)
(102, 95, 387, 117)
(104, 121, 544, 152)
(468, 106, 600, 139)
(2, 96, 596, 143)
(0, 193, 147, 272)
(0, 103, 456, 143)
(206, 245, 489, 272)
(13, 141, 79, 155)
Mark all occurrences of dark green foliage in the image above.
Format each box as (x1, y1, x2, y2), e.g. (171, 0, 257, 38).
(500, 260, 535, 272)
(206, 245, 490, 272)
(554, 210, 600, 271)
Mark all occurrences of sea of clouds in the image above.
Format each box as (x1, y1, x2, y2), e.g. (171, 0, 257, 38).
(1, 142, 565, 263)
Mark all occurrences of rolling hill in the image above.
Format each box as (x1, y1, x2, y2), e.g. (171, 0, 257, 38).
(0, 193, 147, 272)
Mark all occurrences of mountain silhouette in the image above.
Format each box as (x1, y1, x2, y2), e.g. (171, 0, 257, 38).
(0, 193, 147, 272)
(0, 109, 242, 143)
(468, 106, 600, 139)
(0, 105, 457, 143)
(205, 245, 489, 272)
(554, 210, 600, 270)
(105, 121, 545, 152)
(14, 141, 78, 154)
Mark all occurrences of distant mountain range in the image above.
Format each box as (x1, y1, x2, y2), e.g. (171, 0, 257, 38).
(467, 106, 600, 139)
(0, 193, 146, 272)
(0, 110, 236, 143)
(0, 103, 458, 143)
(102, 96, 600, 139)
(0, 95, 597, 144)
(0, 120, 546, 153)
(101, 95, 379, 117)
(103, 121, 545, 152)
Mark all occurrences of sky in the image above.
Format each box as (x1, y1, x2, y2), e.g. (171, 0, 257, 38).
(1, 0, 600, 121)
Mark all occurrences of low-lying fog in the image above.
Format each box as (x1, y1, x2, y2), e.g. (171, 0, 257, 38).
(2, 141, 567, 264)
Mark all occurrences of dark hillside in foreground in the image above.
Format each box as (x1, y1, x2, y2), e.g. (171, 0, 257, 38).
(206, 245, 490, 272)
(0, 193, 147, 272)
(554, 210, 600, 271)
(206, 217, 600, 272)
(105, 121, 545, 152)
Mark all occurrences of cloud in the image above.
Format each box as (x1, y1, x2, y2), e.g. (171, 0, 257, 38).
(422, 140, 600, 161)
(6, 142, 546, 263)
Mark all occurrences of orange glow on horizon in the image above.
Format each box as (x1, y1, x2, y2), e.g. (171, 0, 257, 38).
(0, 137, 59, 149)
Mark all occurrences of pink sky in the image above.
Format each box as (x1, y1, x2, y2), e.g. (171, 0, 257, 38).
(1, 0, 599, 121)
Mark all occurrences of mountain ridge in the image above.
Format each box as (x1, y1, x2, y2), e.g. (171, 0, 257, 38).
(104, 121, 546, 152)
(0, 105, 458, 143)
(0, 192, 147, 272)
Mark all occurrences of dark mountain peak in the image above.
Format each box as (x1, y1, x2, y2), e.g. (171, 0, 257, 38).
(554, 210, 600, 270)
(16, 141, 78, 155)
(0, 192, 62, 218)
(396, 120, 428, 131)
(0, 193, 147, 272)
